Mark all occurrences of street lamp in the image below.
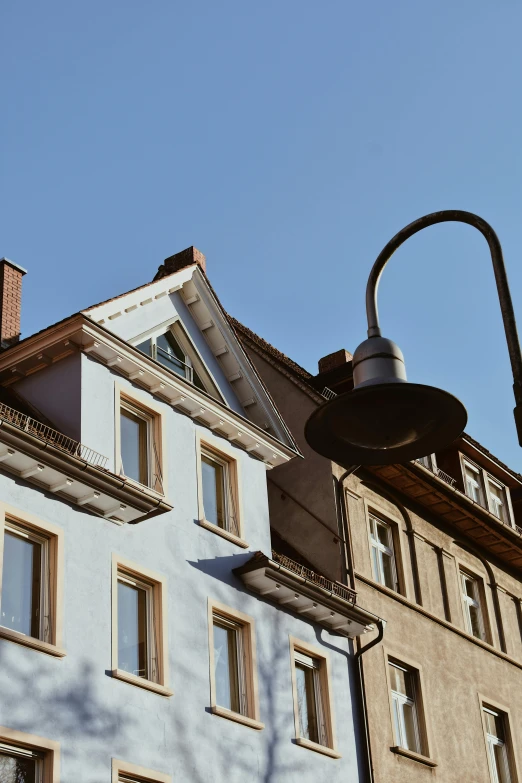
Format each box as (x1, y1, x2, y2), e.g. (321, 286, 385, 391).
(305, 210, 522, 467)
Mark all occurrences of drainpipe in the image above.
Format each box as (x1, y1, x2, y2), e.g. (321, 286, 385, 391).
(354, 619, 386, 783)
(335, 467, 385, 783)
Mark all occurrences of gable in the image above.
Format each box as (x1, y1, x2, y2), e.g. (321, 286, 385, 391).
(83, 266, 297, 450)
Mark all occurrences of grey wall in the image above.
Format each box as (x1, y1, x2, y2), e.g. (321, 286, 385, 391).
(0, 357, 364, 783)
(14, 353, 82, 440)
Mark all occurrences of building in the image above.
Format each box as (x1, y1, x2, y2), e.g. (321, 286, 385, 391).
(0, 251, 377, 782)
(235, 323, 522, 783)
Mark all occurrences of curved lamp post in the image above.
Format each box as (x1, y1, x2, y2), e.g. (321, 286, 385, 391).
(305, 210, 522, 467)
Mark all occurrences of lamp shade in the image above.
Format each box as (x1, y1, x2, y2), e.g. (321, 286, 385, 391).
(305, 336, 467, 467)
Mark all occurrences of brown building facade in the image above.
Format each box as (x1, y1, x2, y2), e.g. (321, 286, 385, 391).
(234, 319, 522, 783)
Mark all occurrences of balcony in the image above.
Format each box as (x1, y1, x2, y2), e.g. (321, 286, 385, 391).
(235, 551, 377, 637)
(0, 401, 172, 523)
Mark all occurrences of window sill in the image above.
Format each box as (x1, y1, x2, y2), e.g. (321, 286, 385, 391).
(210, 705, 264, 730)
(199, 518, 249, 549)
(111, 668, 173, 697)
(295, 737, 341, 759)
(390, 746, 437, 767)
(0, 625, 66, 657)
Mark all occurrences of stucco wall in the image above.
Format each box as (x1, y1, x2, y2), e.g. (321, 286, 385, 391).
(14, 352, 82, 440)
(0, 358, 364, 783)
(346, 472, 522, 783)
(241, 350, 342, 582)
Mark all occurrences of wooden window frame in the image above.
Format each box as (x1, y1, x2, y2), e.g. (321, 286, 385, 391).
(131, 316, 225, 402)
(112, 758, 172, 783)
(364, 500, 406, 597)
(383, 649, 436, 767)
(478, 695, 519, 783)
(0, 726, 60, 783)
(115, 384, 167, 497)
(207, 598, 263, 730)
(0, 504, 65, 657)
(196, 433, 247, 548)
(460, 456, 514, 527)
(111, 554, 172, 697)
(458, 564, 491, 643)
(289, 636, 340, 759)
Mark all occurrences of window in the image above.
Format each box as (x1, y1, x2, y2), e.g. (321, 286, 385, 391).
(289, 638, 339, 758)
(487, 479, 507, 523)
(464, 461, 485, 505)
(389, 661, 422, 754)
(112, 758, 171, 783)
(0, 729, 59, 783)
(0, 509, 64, 655)
(369, 514, 398, 591)
(135, 321, 221, 399)
(208, 600, 263, 730)
(117, 389, 164, 495)
(483, 706, 513, 783)
(0, 743, 43, 782)
(460, 570, 487, 640)
(416, 454, 436, 472)
(117, 572, 152, 679)
(197, 437, 246, 547)
(462, 459, 512, 525)
(111, 556, 172, 696)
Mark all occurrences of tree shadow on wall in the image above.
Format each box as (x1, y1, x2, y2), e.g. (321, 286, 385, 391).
(0, 644, 132, 779)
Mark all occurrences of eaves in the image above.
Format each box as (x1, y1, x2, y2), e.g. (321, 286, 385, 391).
(0, 315, 299, 468)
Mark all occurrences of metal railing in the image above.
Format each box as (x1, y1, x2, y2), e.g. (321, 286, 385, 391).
(271, 550, 357, 605)
(321, 387, 337, 400)
(414, 457, 457, 488)
(0, 401, 108, 469)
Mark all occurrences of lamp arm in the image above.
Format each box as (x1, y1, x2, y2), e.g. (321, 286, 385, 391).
(365, 210, 522, 444)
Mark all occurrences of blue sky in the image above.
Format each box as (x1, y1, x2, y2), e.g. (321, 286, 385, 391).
(2, 1, 522, 468)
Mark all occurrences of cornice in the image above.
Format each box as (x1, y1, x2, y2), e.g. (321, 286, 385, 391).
(0, 316, 297, 468)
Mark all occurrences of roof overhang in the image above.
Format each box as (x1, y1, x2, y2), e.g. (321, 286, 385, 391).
(235, 552, 378, 637)
(0, 315, 298, 468)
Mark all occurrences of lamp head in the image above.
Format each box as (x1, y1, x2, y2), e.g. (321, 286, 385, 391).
(305, 335, 467, 467)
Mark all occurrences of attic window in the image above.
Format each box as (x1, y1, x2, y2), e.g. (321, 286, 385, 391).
(135, 321, 221, 399)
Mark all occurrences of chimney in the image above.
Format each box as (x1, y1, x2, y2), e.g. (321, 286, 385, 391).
(318, 349, 353, 375)
(314, 348, 354, 395)
(0, 258, 27, 349)
(153, 246, 206, 281)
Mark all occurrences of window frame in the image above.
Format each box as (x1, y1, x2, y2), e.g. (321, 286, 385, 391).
(207, 598, 263, 730)
(196, 433, 247, 548)
(0, 727, 60, 783)
(289, 637, 340, 759)
(0, 505, 64, 657)
(459, 566, 489, 642)
(115, 384, 167, 498)
(112, 758, 172, 783)
(131, 316, 225, 402)
(479, 696, 519, 783)
(461, 456, 514, 526)
(111, 554, 172, 697)
(384, 650, 435, 766)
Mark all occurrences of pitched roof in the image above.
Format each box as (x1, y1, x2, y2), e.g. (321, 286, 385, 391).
(231, 315, 522, 484)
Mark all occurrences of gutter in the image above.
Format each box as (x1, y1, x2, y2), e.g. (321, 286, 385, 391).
(0, 419, 172, 518)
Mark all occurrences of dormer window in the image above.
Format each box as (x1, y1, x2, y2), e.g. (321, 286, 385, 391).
(134, 320, 221, 400)
(462, 457, 512, 525)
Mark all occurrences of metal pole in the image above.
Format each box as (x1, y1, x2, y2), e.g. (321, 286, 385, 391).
(365, 210, 522, 445)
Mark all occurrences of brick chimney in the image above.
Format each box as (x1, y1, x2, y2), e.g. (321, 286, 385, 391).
(318, 349, 353, 375)
(0, 258, 26, 349)
(153, 246, 206, 281)
(313, 348, 354, 395)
